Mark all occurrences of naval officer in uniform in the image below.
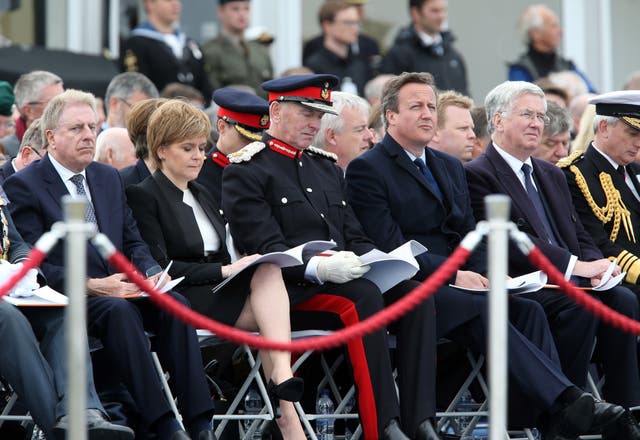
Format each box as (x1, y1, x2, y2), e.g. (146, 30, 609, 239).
(560, 91, 640, 294)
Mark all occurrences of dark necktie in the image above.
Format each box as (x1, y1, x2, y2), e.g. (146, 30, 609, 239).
(521, 163, 557, 245)
(414, 158, 443, 200)
(69, 174, 97, 224)
(618, 165, 626, 180)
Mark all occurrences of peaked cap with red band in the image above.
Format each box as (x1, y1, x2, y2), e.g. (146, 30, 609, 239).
(261, 74, 339, 115)
(214, 88, 270, 141)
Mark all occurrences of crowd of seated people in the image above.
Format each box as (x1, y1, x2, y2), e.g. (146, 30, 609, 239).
(2, 1, 640, 439)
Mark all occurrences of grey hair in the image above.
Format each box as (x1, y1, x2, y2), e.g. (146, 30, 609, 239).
(593, 115, 618, 132)
(519, 5, 547, 44)
(314, 91, 371, 148)
(484, 81, 546, 134)
(19, 117, 45, 152)
(105, 72, 159, 113)
(543, 101, 572, 137)
(364, 74, 396, 104)
(14, 70, 63, 108)
(40, 89, 97, 146)
(548, 71, 588, 101)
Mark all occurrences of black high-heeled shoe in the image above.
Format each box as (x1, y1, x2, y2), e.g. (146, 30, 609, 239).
(266, 377, 304, 421)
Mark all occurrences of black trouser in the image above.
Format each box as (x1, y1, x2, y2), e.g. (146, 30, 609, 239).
(292, 278, 436, 439)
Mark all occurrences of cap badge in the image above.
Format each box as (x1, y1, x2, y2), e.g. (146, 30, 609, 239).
(260, 114, 270, 127)
(320, 82, 330, 100)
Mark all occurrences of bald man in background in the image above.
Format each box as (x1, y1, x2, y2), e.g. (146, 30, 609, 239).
(94, 127, 137, 170)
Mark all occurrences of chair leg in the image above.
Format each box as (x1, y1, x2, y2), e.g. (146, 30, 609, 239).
(151, 351, 184, 430)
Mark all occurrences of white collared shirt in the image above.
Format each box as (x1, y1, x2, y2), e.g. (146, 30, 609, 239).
(404, 148, 427, 164)
(592, 143, 640, 201)
(492, 143, 577, 278)
(416, 30, 442, 48)
(182, 189, 220, 253)
(492, 142, 536, 191)
(48, 154, 92, 202)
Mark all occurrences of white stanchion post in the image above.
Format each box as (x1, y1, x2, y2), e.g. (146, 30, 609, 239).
(485, 195, 510, 440)
(64, 197, 90, 440)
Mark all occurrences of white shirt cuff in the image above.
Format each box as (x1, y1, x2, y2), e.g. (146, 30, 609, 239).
(304, 256, 323, 284)
(565, 255, 578, 280)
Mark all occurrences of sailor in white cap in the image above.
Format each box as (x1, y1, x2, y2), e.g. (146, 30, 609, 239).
(560, 90, 640, 288)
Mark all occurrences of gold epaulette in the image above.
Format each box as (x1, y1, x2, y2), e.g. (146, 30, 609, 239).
(614, 250, 640, 284)
(228, 141, 266, 163)
(305, 146, 338, 162)
(570, 166, 636, 243)
(556, 150, 584, 168)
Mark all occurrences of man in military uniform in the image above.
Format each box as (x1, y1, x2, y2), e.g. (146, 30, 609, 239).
(196, 87, 269, 206)
(120, 0, 212, 105)
(202, 0, 273, 98)
(561, 91, 640, 294)
(222, 74, 438, 440)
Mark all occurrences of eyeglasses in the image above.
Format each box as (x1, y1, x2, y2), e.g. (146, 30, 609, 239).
(118, 97, 134, 109)
(504, 110, 550, 125)
(26, 100, 47, 107)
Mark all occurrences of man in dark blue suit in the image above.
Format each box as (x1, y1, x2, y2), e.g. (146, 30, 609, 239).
(0, 200, 133, 439)
(465, 80, 640, 437)
(345, 72, 630, 439)
(3, 90, 215, 440)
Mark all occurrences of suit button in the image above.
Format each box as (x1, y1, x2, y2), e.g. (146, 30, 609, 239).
(341, 200, 346, 206)
(320, 213, 325, 218)
(219, 209, 224, 215)
(281, 197, 288, 204)
(306, 188, 313, 193)
(299, 162, 303, 167)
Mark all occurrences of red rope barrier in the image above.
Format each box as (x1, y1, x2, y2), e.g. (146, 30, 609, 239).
(108, 246, 472, 353)
(528, 247, 640, 335)
(0, 249, 48, 299)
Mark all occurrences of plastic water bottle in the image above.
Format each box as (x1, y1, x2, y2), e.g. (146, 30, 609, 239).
(243, 387, 263, 439)
(340, 77, 358, 95)
(343, 395, 356, 440)
(456, 390, 473, 434)
(315, 389, 335, 440)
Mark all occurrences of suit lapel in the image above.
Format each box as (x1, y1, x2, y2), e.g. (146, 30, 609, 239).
(190, 182, 226, 247)
(585, 145, 640, 213)
(627, 163, 640, 205)
(485, 144, 550, 239)
(382, 137, 443, 204)
(41, 155, 70, 215)
(152, 172, 208, 254)
(426, 148, 453, 205)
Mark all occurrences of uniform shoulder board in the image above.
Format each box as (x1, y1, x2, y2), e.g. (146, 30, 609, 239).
(228, 141, 266, 163)
(306, 146, 338, 162)
(556, 150, 584, 168)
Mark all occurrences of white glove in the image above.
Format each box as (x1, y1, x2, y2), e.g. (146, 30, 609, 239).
(1, 262, 40, 298)
(316, 251, 370, 284)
